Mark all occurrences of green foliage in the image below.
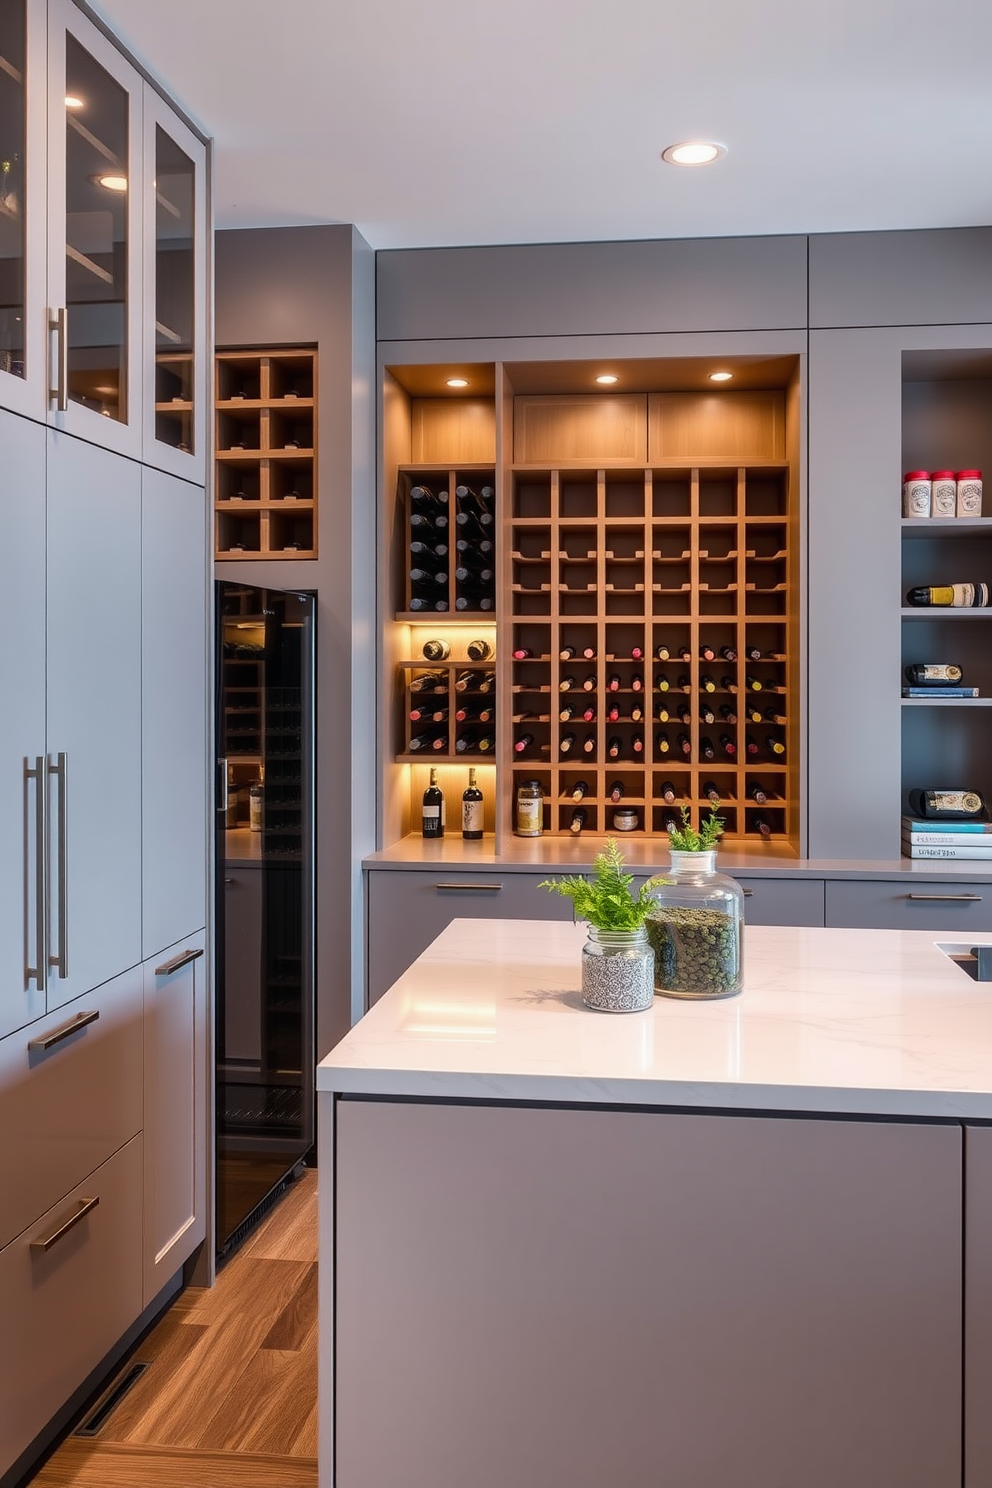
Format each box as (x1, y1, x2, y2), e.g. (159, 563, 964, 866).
(540, 838, 659, 930)
(667, 804, 724, 852)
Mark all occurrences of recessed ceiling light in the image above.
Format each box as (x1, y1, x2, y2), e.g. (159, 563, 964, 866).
(94, 173, 127, 192)
(595, 373, 619, 385)
(708, 370, 733, 382)
(662, 141, 728, 167)
(94, 384, 116, 395)
(64, 95, 84, 110)
(445, 377, 469, 388)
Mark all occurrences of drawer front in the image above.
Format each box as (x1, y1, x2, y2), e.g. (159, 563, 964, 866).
(0, 964, 143, 1250)
(735, 878, 826, 927)
(826, 880, 992, 932)
(367, 870, 573, 1004)
(0, 1135, 143, 1474)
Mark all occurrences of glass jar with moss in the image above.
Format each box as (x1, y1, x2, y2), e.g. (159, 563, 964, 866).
(646, 807, 744, 1000)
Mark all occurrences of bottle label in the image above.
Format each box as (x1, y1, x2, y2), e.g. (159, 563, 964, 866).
(462, 799, 484, 833)
(911, 663, 963, 683)
(931, 478, 957, 516)
(422, 805, 440, 820)
(903, 479, 931, 517)
(957, 479, 983, 517)
(516, 799, 542, 834)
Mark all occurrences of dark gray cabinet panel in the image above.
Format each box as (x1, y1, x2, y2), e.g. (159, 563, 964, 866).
(376, 236, 808, 343)
(965, 1125, 992, 1488)
(735, 877, 825, 926)
(366, 870, 574, 1005)
(826, 879, 992, 931)
(809, 228, 992, 329)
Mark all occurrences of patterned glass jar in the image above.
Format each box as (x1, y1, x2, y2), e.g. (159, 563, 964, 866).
(646, 850, 744, 999)
(581, 927, 654, 1013)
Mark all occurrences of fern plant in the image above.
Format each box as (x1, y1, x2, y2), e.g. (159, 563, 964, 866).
(540, 838, 659, 930)
(667, 804, 724, 851)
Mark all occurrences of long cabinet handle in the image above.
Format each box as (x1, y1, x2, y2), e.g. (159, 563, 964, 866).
(155, 947, 204, 976)
(48, 307, 67, 411)
(23, 756, 48, 992)
(741, 888, 754, 897)
(48, 753, 68, 978)
(904, 893, 983, 903)
(30, 1195, 99, 1254)
(28, 1008, 99, 1053)
(434, 882, 504, 892)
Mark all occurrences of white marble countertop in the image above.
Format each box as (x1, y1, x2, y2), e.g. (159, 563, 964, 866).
(318, 918, 992, 1119)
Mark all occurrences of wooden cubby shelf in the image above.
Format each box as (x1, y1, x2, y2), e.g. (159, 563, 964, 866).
(214, 348, 318, 560)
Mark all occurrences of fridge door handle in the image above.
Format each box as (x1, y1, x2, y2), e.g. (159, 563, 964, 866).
(217, 756, 228, 814)
(48, 753, 68, 978)
(24, 756, 48, 992)
(48, 307, 68, 412)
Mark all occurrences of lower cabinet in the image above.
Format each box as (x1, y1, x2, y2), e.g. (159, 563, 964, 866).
(734, 876, 825, 925)
(366, 870, 574, 1004)
(826, 879, 992, 931)
(0, 1136, 143, 1474)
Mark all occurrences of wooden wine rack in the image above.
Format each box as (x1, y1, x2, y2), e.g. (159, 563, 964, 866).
(397, 466, 497, 618)
(507, 464, 797, 842)
(215, 348, 318, 560)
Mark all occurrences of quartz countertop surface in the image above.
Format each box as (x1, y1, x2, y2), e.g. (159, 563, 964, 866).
(317, 918, 992, 1119)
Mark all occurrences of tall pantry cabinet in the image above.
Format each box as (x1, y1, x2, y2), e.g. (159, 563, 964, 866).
(0, 1, 210, 1477)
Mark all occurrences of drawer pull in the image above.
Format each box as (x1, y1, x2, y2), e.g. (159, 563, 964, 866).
(435, 882, 504, 892)
(741, 889, 753, 897)
(30, 1195, 99, 1253)
(28, 1008, 99, 1053)
(905, 893, 982, 903)
(155, 947, 204, 976)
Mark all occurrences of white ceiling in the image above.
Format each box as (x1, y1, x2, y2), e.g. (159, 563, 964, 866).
(93, 0, 992, 251)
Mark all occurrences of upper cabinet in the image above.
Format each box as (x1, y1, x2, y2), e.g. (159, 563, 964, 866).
(0, 0, 208, 481)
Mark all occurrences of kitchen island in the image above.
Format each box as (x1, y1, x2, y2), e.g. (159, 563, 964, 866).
(317, 919, 992, 1488)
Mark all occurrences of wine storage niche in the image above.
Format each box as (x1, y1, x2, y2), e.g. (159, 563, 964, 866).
(215, 348, 318, 559)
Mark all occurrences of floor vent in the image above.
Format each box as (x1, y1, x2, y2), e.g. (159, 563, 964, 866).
(75, 1360, 151, 1437)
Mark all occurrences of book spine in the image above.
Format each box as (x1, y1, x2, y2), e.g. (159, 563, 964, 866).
(904, 844, 992, 859)
(901, 687, 980, 697)
(901, 819, 992, 833)
(903, 831, 992, 845)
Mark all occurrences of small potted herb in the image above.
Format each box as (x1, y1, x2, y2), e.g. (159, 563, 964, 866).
(541, 839, 656, 1012)
(646, 806, 745, 999)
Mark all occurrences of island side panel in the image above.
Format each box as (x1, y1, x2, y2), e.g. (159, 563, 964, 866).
(334, 1100, 961, 1488)
(966, 1124, 992, 1488)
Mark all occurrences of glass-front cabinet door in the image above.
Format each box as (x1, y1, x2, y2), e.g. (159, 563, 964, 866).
(0, 0, 47, 420)
(142, 85, 207, 482)
(47, 0, 143, 457)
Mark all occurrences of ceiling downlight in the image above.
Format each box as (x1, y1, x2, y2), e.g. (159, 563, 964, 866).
(662, 141, 728, 167)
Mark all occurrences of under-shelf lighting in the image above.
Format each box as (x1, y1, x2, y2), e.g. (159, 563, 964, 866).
(64, 95, 84, 110)
(709, 371, 734, 382)
(445, 377, 469, 388)
(595, 374, 619, 385)
(94, 173, 127, 192)
(662, 141, 728, 166)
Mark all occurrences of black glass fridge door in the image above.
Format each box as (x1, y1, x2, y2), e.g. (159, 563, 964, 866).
(215, 581, 315, 1258)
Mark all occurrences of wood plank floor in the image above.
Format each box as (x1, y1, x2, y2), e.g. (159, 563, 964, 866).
(30, 1172, 318, 1487)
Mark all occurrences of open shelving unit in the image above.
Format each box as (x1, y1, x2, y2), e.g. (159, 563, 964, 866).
(214, 347, 318, 559)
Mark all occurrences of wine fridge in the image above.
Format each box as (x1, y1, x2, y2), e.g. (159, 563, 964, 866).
(215, 581, 316, 1259)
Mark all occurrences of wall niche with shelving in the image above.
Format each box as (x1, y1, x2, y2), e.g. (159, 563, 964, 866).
(900, 349, 992, 833)
(214, 347, 318, 560)
(380, 356, 802, 856)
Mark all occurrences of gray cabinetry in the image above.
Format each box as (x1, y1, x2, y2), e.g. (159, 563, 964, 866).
(809, 227, 992, 330)
(366, 870, 574, 1004)
(734, 876, 825, 926)
(965, 1125, 992, 1487)
(826, 879, 992, 932)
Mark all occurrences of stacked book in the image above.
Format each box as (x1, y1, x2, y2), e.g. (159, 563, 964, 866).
(901, 686, 979, 698)
(902, 818, 992, 859)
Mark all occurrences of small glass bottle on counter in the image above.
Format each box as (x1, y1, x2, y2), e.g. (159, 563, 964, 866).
(515, 778, 544, 837)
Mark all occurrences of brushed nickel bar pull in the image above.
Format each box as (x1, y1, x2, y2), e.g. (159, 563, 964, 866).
(30, 1195, 98, 1253)
(434, 882, 504, 892)
(741, 888, 753, 897)
(48, 307, 67, 411)
(28, 1009, 99, 1053)
(905, 893, 982, 902)
(217, 756, 228, 815)
(24, 756, 47, 992)
(48, 753, 68, 977)
(155, 947, 204, 976)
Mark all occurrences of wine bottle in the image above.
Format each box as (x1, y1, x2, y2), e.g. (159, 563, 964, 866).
(718, 703, 737, 724)
(410, 670, 448, 693)
(699, 703, 715, 725)
(677, 732, 692, 759)
(570, 780, 590, 801)
(410, 729, 447, 753)
(559, 702, 576, 723)
(720, 675, 738, 694)
(745, 675, 763, 692)
(559, 675, 576, 692)
(422, 638, 450, 661)
(700, 674, 717, 693)
(751, 813, 773, 839)
(631, 733, 644, 754)
(455, 566, 494, 585)
(744, 645, 762, 661)
(700, 642, 716, 661)
(421, 766, 444, 838)
(662, 812, 680, 833)
(700, 736, 716, 761)
(656, 675, 671, 693)
(582, 701, 597, 722)
(559, 732, 577, 755)
(461, 767, 484, 839)
(677, 674, 692, 692)
(608, 779, 625, 802)
(456, 537, 494, 556)
(676, 704, 692, 726)
(410, 540, 448, 558)
(455, 483, 492, 515)
(655, 731, 671, 755)
(467, 638, 493, 661)
(745, 734, 760, 757)
(744, 705, 762, 725)
(904, 662, 962, 684)
(656, 703, 671, 722)
(408, 597, 449, 612)
(631, 645, 644, 661)
(410, 511, 448, 531)
(514, 732, 535, 754)
(477, 672, 496, 694)
(607, 736, 622, 759)
(477, 734, 495, 753)
(583, 674, 597, 691)
(719, 645, 737, 662)
(907, 583, 990, 607)
(655, 642, 671, 661)
(581, 646, 596, 660)
(582, 732, 597, 754)
(702, 780, 722, 803)
(606, 701, 620, 723)
(454, 669, 483, 691)
(630, 702, 644, 722)
(569, 806, 587, 836)
(455, 731, 479, 754)
(660, 780, 677, 803)
(455, 595, 495, 612)
(455, 701, 481, 724)
(764, 705, 787, 726)
(512, 646, 534, 660)
(411, 484, 448, 507)
(410, 704, 449, 725)
(631, 674, 644, 693)
(748, 782, 768, 804)
(559, 644, 577, 661)
(765, 734, 786, 756)
(678, 645, 692, 662)
(719, 733, 737, 757)
(454, 509, 493, 534)
(607, 673, 621, 691)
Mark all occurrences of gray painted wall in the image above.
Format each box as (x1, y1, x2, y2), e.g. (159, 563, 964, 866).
(214, 224, 376, 1054)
